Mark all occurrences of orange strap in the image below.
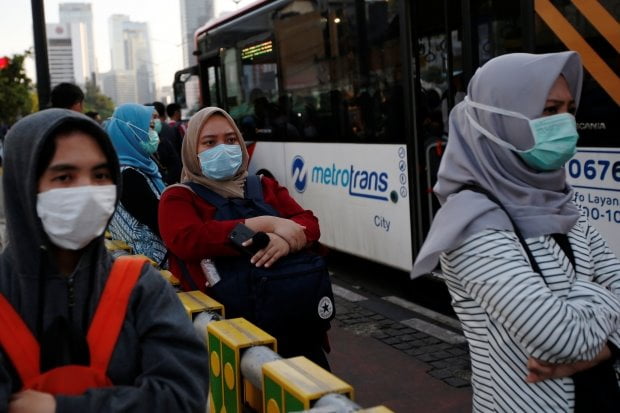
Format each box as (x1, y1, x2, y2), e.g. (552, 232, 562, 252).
(87, 256, 147, 371)
(0, 295, 41, 384)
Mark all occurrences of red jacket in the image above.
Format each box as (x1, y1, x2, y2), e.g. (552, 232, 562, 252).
(159, 176, 320, 291)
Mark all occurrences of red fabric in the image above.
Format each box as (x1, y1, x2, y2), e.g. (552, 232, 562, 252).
(0, 256, 145, 395)
(87, 256, 146, 371)
(159, 176, 320, 292)
(0, 295, 41, 385)
(24, 366, 113, 396)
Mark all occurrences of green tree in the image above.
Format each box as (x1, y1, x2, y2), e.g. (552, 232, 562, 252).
(83, 80, 115, 120)
(0, 51, 34, 125)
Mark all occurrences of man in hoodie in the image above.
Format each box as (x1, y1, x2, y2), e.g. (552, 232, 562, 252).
(0, 109, 208, 412)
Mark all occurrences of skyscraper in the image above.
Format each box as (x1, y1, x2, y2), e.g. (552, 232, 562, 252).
(59, 3, 97, 82)
(46, 22, 90, 86)
(106, 15, 155, 104)
(179, 0, 213, 68)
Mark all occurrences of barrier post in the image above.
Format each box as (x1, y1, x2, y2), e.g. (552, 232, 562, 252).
(262, 356, 353, 412)
(207, 318, 277, 413)
(177, 290, 224, 319)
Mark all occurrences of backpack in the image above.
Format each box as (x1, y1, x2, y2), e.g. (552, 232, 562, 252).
(178, 175, 335, 336)
(0, 256, 147, 395)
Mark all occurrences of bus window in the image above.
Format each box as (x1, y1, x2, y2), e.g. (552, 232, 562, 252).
(534, 0, 619, 147)
(271, 0, 404, 143)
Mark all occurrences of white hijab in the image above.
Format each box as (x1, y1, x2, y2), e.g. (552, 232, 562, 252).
(412, 52, 583, 278)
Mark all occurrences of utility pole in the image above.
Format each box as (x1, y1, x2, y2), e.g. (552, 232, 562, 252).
(31, 0, 51, 110)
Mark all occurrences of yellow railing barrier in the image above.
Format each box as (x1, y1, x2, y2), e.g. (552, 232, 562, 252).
(104, 242, 395, 413)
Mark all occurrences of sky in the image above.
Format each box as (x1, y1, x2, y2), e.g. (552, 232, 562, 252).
(1, 0, 251, 92)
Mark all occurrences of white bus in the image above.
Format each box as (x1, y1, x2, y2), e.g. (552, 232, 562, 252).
(174, 0, 620, 272)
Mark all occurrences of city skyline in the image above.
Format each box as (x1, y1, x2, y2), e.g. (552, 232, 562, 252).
(2, 0, 253, 94)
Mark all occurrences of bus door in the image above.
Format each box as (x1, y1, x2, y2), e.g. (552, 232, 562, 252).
(410, 1, 464, 230)
(198, 54, 223, 108)
(412, 0, 529, 230)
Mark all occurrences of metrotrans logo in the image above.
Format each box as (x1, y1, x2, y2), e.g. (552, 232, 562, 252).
(291, 156, 389, 201)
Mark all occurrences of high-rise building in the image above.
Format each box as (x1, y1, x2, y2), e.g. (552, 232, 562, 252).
(101, 70, 138, 105)
(179, 0, 213, 68)
(46, 22, 90, 87)
(108, 15, 155, 104)
(59, 3, 97, 82)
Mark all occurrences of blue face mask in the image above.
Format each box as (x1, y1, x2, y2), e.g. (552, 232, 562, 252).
(198, 144, 243, 180)
(153, 118, 162, 134)
(141, 129, 160, 155)
(464, 97, 579, 171)
(110, 117, 160, 155)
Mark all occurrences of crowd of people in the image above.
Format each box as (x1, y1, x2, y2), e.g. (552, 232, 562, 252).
(0, 50, 619, 412)
(0, 80, 331, 411)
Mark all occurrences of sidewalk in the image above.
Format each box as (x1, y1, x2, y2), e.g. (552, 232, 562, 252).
(327, 293, 472, 412)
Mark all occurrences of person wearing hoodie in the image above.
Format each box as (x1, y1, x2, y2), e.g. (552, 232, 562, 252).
(105, 104, 167, 265)
(0, 109, 208, 412)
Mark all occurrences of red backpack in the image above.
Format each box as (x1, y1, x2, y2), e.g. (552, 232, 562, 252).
(0, 256, 147, 395)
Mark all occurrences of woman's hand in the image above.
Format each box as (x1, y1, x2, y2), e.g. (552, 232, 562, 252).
(248, 233, 291, 268)
(244, 216, 307, 252)
(526, 344, 612, 383)
(9, 390, 56, 413)
(272, 218, 306, 252)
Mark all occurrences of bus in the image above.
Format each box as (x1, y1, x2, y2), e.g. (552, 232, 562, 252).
(174, 0, 620, 273)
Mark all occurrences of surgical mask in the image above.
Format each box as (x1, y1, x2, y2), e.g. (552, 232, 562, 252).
(37, 185, 117, 250)
(153, 118, 162, 134)
(141, 129, 160, 155)
(464, 97, 579, 171)
(198, 144, 243, 180)
(110, 118, 159, 155)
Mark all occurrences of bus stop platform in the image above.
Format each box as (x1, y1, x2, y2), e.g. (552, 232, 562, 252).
(327, 288, 473, 412)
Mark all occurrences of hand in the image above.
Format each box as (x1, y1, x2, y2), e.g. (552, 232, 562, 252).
(526, 344, 612, 383)
(9, 390, 56, 413)
(248, 233, 291, 268)
(272, 218, 306, 252)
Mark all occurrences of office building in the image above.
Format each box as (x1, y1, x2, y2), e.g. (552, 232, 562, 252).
(59, 3, 97, 81)
(46, 22, 90, 86)
(108, 14, 155, 103)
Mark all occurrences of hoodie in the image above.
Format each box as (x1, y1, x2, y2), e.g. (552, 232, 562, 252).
(0, 109, 208, 412)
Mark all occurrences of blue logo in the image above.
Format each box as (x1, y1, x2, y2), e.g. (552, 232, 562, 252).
(291, 156, 391, 201)
(292, 156, 307, 193)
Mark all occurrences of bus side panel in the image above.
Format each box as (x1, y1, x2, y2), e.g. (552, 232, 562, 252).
(255, 142, 412, 272)
(567, 148, 620, 257)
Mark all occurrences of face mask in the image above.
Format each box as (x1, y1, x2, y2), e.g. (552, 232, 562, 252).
(153, 118, 162, 134)
(141, 129, 160, 155)
(111, 118, 159, 155)
(37, 185, 117, 250)
(198, 144, 243, 180)
(464, 97, 579, 171)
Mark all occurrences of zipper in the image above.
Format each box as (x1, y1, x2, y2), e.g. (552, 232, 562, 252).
(67, 274, 75, 322)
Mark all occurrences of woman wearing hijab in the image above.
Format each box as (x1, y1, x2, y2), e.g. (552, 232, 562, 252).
(158, 107, 329, 368)
(412, 52, 620, 412)
(105, 103, 167, 265)
(0, 109, 208, 412)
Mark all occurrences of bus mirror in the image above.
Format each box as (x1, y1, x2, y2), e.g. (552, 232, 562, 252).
(173, 65, 199, 109)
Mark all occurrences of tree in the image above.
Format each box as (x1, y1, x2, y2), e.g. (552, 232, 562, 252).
(83, 80, 115, 120)
(0, 51, 34, 125)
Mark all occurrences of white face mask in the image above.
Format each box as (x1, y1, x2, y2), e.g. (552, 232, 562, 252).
(37, 185, 117, 250)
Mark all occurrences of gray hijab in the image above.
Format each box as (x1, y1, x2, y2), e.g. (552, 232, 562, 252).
(412, 52, 582, 278)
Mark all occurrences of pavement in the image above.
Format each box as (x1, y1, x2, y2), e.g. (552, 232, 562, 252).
(326, 282, 473, 412)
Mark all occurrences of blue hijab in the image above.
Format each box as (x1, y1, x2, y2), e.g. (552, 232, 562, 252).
(105, 103, 165, 192)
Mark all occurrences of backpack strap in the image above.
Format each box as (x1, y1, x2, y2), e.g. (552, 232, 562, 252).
(244, 174, 263, 202)
(0, 295, 41, 384)
(185, 182, 228, 209)
(87, 256, 147, 372)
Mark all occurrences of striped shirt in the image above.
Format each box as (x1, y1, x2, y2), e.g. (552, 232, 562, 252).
(440, 213, 620, 412)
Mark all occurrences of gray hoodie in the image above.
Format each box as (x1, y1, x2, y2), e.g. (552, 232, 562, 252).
(0, 109, 208, 412)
